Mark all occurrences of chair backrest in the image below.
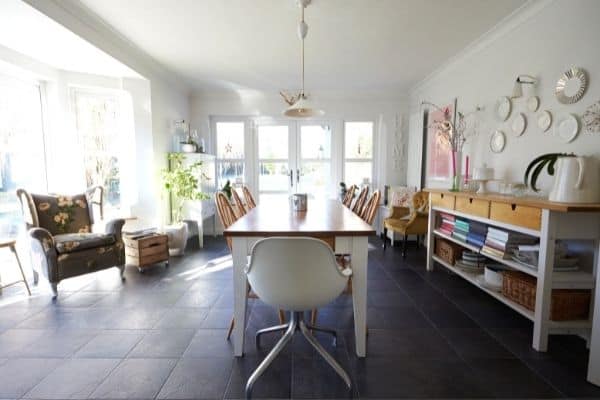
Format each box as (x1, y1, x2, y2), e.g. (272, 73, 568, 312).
(412, 191, 429, 213)
(16, 188, 94, 235)
(247, 237, 348, 311)
(352, 186, 369, 214)
(360, 190, 381, 225)
(342, 185, 357, 207)
(242, 186, 257, 209)
(231, 188, 247, 216)
(215, 191, 238, 251)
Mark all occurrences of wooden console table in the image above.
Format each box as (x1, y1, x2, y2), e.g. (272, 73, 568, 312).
(425, 189, 600, 386)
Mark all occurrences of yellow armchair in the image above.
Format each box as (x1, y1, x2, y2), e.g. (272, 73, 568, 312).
(383, 191, 429, 257)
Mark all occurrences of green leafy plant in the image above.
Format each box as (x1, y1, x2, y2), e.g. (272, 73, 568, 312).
(162, 153, 210, 223)
(524, 153, 576, 192)
(221, 180, 232, 200)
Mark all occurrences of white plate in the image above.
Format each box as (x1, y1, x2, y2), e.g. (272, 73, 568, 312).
(511, 113, 527, 136)
(555, 114, 580, 143)
(537, 110, 552, 132)
(527, 96, 540, 112)
(495, 96, 511, 121)
(490, 130, 506, 153)
(476, 275, 502, 292)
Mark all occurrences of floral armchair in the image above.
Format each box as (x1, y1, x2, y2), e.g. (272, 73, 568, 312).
(16, 186, 125, 297)
(382, 190, 429, 257)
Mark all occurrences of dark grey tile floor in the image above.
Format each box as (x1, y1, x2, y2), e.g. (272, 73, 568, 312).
(0, 236, 598, 399)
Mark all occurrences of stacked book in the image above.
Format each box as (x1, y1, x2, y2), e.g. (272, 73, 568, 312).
(466, 221, 487, 248)
(452, 219, 469, 242)
(438, 213, 455, 236)
(481, 227, 538, 260)
(455, 251, 487, 272)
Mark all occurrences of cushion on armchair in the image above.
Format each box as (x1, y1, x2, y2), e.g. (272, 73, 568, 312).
(54, 232, 116, 254)
(30, 193, 92, 235)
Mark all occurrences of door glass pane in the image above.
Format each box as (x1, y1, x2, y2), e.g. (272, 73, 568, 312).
(300, 125, 331, 159)
(217, 161, 244, 189)
(345, 122, 373, 159)
(258, 126, 288, 159)
(300, 162, 331, 198)
(258, 162, 289, 192)
(216, 122, 244, 159)
(344, 161, 372, 187)
(0, 77, 46, 238)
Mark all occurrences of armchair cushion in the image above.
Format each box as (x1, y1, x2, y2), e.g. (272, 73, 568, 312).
(54, 232, 116, 254)
(30, 193, 92, 235)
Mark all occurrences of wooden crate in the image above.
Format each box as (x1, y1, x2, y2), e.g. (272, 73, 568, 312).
(502, 271, 591, 321)
(124, 233, 169, 270)
(435, 238, 464, 265)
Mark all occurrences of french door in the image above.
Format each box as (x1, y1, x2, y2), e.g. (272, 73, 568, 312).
(255, 120, 333, 204)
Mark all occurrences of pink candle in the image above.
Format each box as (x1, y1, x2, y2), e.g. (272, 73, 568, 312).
(465, 155, 470, 182)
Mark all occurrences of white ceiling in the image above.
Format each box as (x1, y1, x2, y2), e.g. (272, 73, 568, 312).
(76, 0, 525, 94)
(0, 0, 139, 78)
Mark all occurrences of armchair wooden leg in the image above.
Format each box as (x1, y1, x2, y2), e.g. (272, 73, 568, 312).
(310, 309, 318, 325)
(119, 265, 126, 281)
(402, 235, 408, 258)
(278, 309, 286, 324)
(50, 283, 58, 299)
(383, 227, 388, 250)
(33, 270, 39, 286)
(227, 317, 235, 340)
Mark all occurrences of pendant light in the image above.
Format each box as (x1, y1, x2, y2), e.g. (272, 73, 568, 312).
(281, 0, 324, 118)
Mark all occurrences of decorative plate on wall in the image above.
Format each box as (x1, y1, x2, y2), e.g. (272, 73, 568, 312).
(495, 96, 512, 121)
(555, 114, 580, 143)
(511, 113, 527, 137)
(490, 130, 506, 153)
(527, 96, 540, 112)
(537, 110, 552, 132)
(555, 67, 588, 104)
(583, 101, 600, 134)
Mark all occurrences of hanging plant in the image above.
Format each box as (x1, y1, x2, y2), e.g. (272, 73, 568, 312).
(524, 153, 577, 192)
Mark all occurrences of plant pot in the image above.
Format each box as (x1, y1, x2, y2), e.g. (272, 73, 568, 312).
(164, 222, 189, 256)
(181, 143, 197, 153)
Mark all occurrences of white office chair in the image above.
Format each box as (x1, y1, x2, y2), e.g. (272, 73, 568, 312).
(245, 237, 352, 398)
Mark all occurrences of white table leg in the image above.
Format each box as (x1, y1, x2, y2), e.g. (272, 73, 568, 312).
(232, 236, 248, 357)
(426, 200, 436, 272)
(588, 238, 600, 385)
(533, 209, 556, 351)
(351, 235, 368, 357)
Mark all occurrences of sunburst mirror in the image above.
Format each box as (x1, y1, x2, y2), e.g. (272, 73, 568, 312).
(555, 67, 588, 104)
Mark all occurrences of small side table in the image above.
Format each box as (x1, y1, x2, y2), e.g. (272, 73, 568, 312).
(0, 239, 31, 296)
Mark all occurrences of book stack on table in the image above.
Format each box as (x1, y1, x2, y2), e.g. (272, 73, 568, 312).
(481, 227, 538, 260)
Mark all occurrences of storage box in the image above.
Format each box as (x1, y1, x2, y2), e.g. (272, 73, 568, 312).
(502, 270, 591, 321)
(123, 233, 169, 270)
(435, 238, 464, 265)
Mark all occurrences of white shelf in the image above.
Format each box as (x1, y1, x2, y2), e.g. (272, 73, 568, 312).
(433, 226, 595, 289)
(431, 255, 534, 321)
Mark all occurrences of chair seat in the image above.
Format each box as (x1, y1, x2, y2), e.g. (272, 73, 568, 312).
(55, 232, 116, 254)
(383, 216, 410, 232)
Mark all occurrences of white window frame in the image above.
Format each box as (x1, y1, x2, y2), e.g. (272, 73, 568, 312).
(342, 120, 377, 188)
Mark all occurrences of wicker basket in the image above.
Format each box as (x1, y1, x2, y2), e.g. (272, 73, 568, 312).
(502, 270, 591, 321)
(435, 238, 464, 265)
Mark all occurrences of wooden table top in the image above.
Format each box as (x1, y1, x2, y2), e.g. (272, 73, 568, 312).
(224, 199, 376, 237)
(426, 188, 600, 212)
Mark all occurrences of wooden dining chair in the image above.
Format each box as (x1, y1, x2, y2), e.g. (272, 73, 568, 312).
(242, 186, 257, 209)
(342, 185, 357, 208)
(352, 186, 369, 214)
(215, 191, 285, 339)
(231, 188, 247, 217)
(360, 190, 381, 225)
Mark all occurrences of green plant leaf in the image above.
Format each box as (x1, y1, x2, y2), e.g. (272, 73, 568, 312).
(530, 158, 550, 192)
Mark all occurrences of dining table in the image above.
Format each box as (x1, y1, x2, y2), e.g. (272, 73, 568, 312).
(224, 198, 375, 357)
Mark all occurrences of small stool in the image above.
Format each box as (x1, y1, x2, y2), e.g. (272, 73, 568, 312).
(0, 239, 32, 296)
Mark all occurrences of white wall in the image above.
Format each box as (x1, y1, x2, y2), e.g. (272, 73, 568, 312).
(407, 0, 600, 192)
(190, 91, 409, 190)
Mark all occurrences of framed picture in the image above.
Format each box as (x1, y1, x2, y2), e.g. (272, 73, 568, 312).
(420, 99, 456, 187)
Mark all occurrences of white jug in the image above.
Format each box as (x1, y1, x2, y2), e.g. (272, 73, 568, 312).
(549, 156, 600, 203)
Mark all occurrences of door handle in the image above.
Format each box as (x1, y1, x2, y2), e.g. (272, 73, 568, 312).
(296, 169, 300, 184)
(289, 169, 294, 188)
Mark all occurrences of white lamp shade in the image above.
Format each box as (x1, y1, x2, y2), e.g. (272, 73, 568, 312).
(283, 96, 325, 118)
(511, 80, 523, 98)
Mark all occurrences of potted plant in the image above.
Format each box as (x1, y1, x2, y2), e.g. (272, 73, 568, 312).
(180, 129, 198, 153)
(524, 153, 576, 192)
(339, 182, 347, 201)
(222, 180, 232, 200)
(161, 153, 209, 255)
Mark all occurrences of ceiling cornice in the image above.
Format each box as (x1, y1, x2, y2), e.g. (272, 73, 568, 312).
(409, 0, 553, 97)
(22, 0, 191, 95)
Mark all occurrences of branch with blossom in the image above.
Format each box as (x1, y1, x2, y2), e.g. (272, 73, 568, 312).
(422, 101, 482, 152)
